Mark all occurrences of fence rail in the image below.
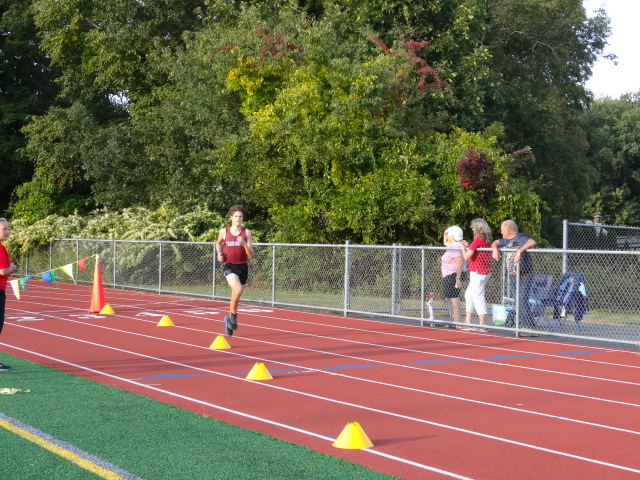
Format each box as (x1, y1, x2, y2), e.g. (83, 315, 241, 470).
(15, 238, 640, 348)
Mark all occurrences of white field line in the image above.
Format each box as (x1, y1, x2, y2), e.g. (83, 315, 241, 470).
(3, 332, 640, 477)
(5, 314, 640, 433)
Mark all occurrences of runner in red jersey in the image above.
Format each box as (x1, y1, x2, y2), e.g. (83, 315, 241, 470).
(216, 205, 254, 336)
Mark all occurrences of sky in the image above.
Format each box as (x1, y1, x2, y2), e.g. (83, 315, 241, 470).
(583, 0, 640, 98)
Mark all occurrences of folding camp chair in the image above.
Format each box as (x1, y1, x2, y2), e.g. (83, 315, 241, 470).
(551, 273, 589, 329)
(499, 274, 552, 328)
(527, 274, 555, 329)
(530, 273, 589, 330)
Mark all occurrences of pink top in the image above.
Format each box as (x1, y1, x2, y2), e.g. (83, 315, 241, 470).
(467, 237, 492, 275)
(441, 241, 467, 277)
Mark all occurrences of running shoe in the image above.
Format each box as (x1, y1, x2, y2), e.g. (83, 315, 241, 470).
(224, 315, 233, 336)
(0, 363, 11, 372)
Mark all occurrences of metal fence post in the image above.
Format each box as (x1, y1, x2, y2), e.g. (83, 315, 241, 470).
(514, 262, 521, 334)
(211, 243, 218, 300)
(420, 247, 426, 325)
(343, 241, 350, 317)
(391, 244, 397, 316)
(158, 242, 163, 294)
(112, 240, 117, 287)
(271, 244, 276, 307)
(562, 219, 568, 274)
(397, 245, 404, 314)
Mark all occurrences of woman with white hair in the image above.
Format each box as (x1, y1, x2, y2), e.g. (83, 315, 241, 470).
(441, 226, 467, 325)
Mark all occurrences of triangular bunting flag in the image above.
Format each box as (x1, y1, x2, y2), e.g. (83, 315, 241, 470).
(9, 280, 20, 300)
(61, 264, 75, 282)
(19, 276, 32, 289)
(50, 270, 57, 283)
(42, 271, 56, 287)
(77, 258, 86, 271)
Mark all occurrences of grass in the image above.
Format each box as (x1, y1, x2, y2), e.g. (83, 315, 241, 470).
(0, 354, 398, 480)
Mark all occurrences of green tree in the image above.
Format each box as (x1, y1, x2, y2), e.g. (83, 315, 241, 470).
(325, 0, 498, 129)
(583, 94, 640, 225)
(0, 0, 60, 215)
(14, 103, 96, 222)
(12, 0, 563, 245)
(199, 6, 539, 243)
(216, 7, 438, 243)
(481, 0, 611, 243)
(12, 0, 214, 219)
(30, 0, 210, 101)
(422, 125, 541, 240)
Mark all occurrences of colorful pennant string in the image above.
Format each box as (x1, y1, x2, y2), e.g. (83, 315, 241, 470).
(9, 254, 97, 300)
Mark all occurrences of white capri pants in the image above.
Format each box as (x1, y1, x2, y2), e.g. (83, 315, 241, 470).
(465, 271, 491, 315)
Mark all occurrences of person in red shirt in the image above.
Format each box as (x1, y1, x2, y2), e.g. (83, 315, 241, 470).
(0, 218, 18, 371)
(216, 205, 254, 336)
(461, 218, 493, 331)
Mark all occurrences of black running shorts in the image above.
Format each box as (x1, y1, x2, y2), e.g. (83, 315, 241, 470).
(222, 263, 248, 286)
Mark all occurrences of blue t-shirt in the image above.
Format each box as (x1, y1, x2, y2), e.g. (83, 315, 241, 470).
(499, 233, 533, 277)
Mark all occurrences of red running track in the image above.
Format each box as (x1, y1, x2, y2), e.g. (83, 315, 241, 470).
(2, 282, 640, 479)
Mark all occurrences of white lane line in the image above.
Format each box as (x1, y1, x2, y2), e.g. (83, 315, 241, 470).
(2, 343, 472, 480)
(8, 303, 640, 438)
(11, 296, 640, 389)
(5, 338, 640, 473)
(240, 311, 640, 371)
(9, 319, 640, 435)
(11, 296, 639, 377)
(240, 319, 640, 386)
(8, 313, 640, 414)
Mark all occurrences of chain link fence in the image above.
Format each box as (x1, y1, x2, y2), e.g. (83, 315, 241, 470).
(565, 219, 640, 251)
(14, 238, 640, 348)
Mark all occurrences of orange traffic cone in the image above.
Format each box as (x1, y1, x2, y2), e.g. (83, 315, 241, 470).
(86, 259, 105, 313)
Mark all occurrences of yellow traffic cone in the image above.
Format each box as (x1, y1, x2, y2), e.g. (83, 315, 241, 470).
(332, 422, 374, 449)
(100, 304, 115, 314)
(209, 335, 231, 349)
(245, 362, 273, 380)
(157, 315, 174, 326)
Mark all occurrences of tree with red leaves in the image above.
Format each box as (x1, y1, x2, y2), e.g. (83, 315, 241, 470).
(456, 150, 495, 191)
